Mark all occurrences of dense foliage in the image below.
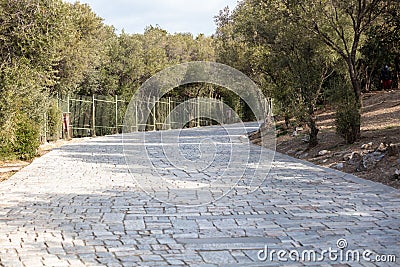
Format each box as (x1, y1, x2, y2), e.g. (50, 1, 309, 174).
(0, 0, 398, 159)
(214, 0, 400, 146)
(0, 0, 215, 159)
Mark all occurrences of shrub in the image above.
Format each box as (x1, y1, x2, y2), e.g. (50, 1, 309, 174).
(0, 133, 13, 159)
(335, 102, 361, 144)
(12, 113, 41, 160)
(47, 100, 62, 141)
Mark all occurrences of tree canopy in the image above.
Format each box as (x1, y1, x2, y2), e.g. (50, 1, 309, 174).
(214, 0, 399, 146)
(0, 0, 216, 159)
(0, 0, 398, 159)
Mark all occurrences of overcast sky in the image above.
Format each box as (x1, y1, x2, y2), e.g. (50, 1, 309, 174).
(64, 0, 238, 36)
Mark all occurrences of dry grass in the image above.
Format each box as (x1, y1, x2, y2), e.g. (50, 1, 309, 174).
(0, 160, 30, 182)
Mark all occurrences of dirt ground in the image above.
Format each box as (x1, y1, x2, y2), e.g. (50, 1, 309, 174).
(270, 89, 400, 189)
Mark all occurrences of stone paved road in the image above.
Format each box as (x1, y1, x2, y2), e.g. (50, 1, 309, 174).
(0, 123, 399, 266)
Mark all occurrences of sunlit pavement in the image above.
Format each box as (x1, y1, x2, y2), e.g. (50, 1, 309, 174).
(0, 123, 399, 266)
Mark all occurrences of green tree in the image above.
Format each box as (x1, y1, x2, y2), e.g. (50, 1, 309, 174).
(0, 0, 117, 158)
(283, 0, 392, 142)
(215, 0, 336, 146)
(0, 0, 69, 158)
(142, 26, 169, 79)
(285, 0, 388, 101)
(53, 2, 119, 96)
(94, 31, 145, 98)
(360, 1, 400, 91)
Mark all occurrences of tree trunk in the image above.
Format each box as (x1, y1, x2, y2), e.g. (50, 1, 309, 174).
(395, 55, 400, 89)
(347, 59, 362, 105)
(307, 104, 319, 148)
(308, 116, 319, 148)
(365, 65, 375, 92)
(346, 58, 362, 143)
(284, 114, 290, 129)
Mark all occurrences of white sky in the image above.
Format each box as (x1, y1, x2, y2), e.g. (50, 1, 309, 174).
(64, 0, 238, 36)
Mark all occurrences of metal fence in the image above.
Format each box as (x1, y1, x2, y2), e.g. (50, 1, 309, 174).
(50, 95, 242, 139)
(57, 94, 126, 137)
(40, 94, 273, 141)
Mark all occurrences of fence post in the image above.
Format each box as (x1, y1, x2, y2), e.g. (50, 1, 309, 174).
(264, 98, 268, 118)
(115, 95, 118, 134)
(67, 94, 70, 139)
(220, 97, 224, 125)
(168, 97, 172, 130)
(270, 98, 274, 116)
(209, 97, 212, 126)
(135, 101, 138, 131)
(66, 94, 71, 139)
(197, 98, 200, 127)
(92, 94, 96, 137)
(43, 112, 47, 143)
(57, 93, 62, 139)
(153, 96, 156, 131)
(67, 93, 70, 114)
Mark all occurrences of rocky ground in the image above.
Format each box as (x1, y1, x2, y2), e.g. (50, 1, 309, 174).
(251, 89, 400, 189)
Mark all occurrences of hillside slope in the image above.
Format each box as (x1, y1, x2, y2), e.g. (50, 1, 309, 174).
(262, 90, 400, 189)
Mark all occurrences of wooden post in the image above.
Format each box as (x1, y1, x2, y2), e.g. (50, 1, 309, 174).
(43, 112, 47, 143)
(209, 97, 212, 126)
(56, 93, 61, 139)
(270, 98, 274, 116)
(66, 94, 71, 139)
(115, 95, 118, 134)
(92, 94, 96, 137)
(67, 94, 70, 114)
(264, 98, 268, 118)
(168, 97, 172, 130)
(220, 97, 224, 125)
(135, 101, 138, 131)
(197, 98, 200, 127)
(153, 96, 156, 131)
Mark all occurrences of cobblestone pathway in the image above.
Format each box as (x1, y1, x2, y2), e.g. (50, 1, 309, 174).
(0, 124, 399, 266)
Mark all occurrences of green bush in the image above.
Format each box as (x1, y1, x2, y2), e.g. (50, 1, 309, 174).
(335, 102, 361, 144)
(47, 101, 62, 141)
(0, 133, 13, 159)
(12, 113, 41, 160)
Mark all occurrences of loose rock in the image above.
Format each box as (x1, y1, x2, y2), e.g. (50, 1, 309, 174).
(362, 152, 385, 170)
(377, 142, 388, 152)
(348, 152, 362, 165)
(346, 152, 365, 172)
(299, 153, 309, 159)
(391, 169, 400, 181)
(334, 162, 344, 170)
(361, 142, 373, 149)
(318, 150, 330, 156)
(343, 153, 353, 161)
